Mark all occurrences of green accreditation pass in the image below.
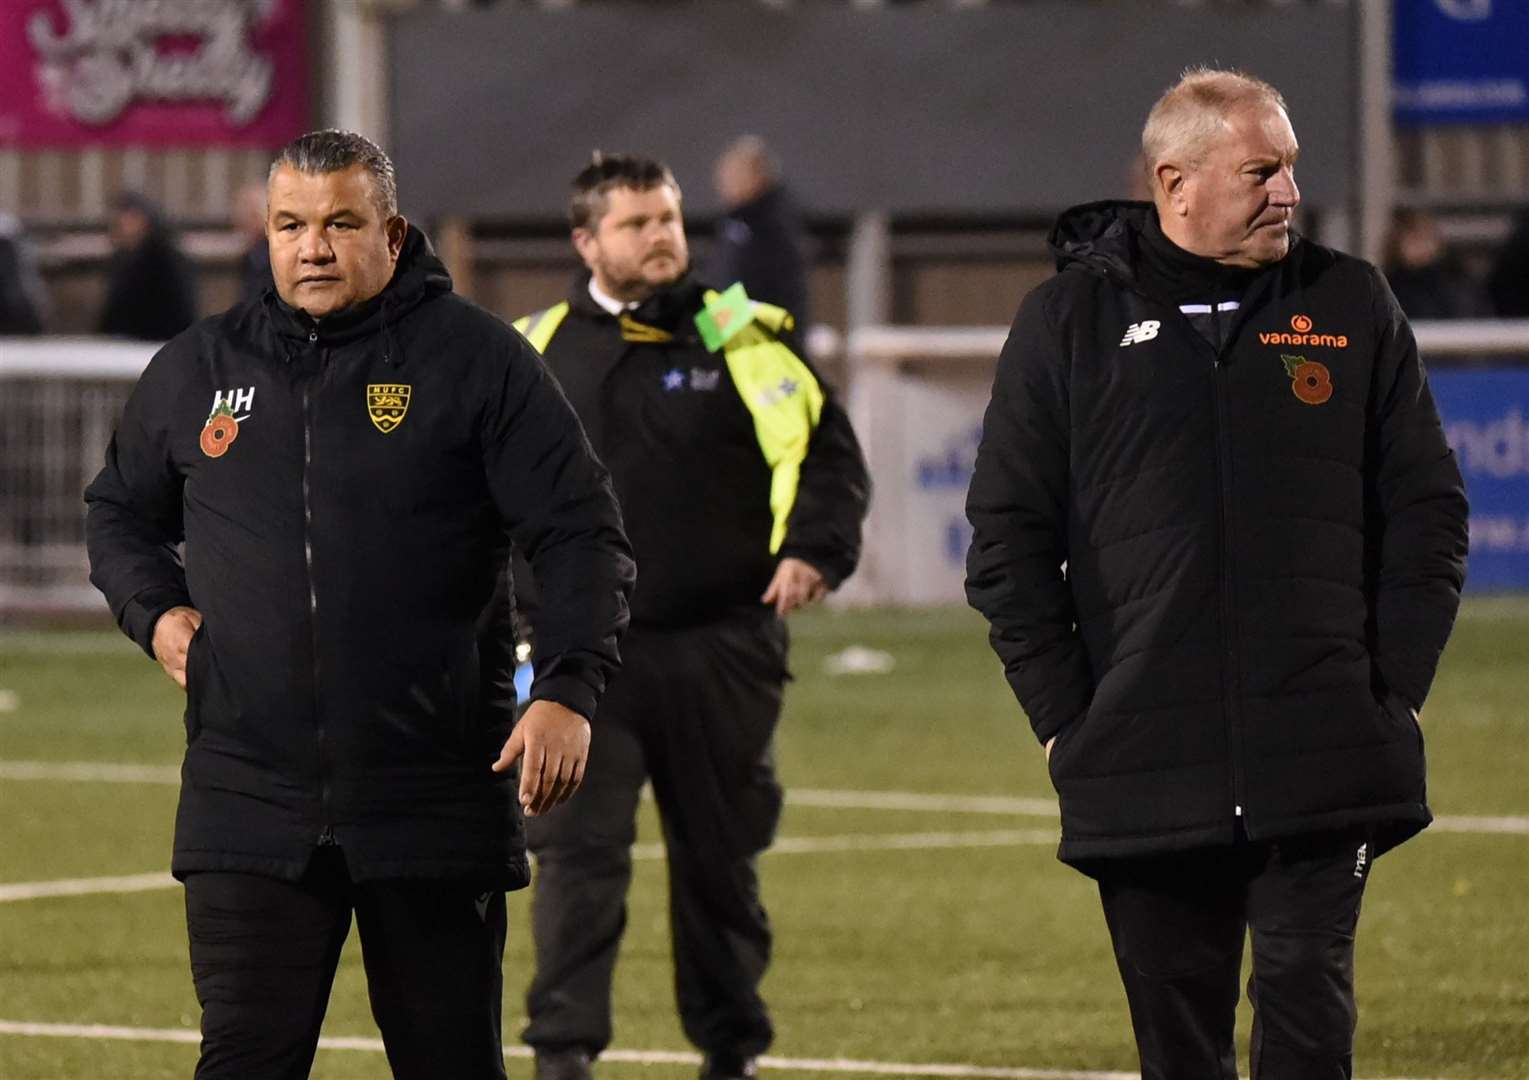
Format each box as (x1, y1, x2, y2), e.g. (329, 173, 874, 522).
(695, 282, 754, 352)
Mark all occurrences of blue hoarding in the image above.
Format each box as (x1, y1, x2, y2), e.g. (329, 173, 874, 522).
(1431, 369, 1529, 591)
(1394, 0, 1529, 125)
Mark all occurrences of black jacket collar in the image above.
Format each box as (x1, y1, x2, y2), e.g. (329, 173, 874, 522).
(1049, 200, 1295, 306)
(261, 225, 453, 361)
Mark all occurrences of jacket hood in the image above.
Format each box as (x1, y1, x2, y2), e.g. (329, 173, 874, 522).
(1048, 200, 1152, 284)
(230, 224, 452, 366)
(1049, 199, 1304, 294)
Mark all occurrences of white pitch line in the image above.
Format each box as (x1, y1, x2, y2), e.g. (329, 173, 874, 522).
(633, 829, 1058, 861)
(0, 873, 176, 902)
(1428, 815, 1529, 835)
(0, 761, 180, 784)
(0, 1020, 1448, 1080)
(4, 760, 1526, 835)
(0, 832, 1053, 904)
(790, 788, 1061, 818)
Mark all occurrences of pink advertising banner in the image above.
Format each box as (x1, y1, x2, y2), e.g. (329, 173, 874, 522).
(0, 0, 308, 147)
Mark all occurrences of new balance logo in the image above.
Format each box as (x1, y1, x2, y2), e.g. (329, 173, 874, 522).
(1119, 321, 1161, 347)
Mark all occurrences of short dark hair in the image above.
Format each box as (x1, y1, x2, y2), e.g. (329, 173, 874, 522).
(569, 152, 681, 230)
(269, 130, 398, 218)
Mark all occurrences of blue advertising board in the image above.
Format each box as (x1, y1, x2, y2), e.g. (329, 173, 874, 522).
(1394, 1, 1529, 124)
(1431, 368, 1529, 591)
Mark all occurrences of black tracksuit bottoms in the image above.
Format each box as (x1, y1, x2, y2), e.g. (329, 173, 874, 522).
(523, 615, 787, 1060)
(183, 846, 508, 1080)
(1095, 827, 1374, 1080)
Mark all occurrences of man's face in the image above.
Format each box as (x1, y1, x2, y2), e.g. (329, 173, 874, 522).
(267, 164, 406, 319)
(109, 207, 150, 251)
(714, 151, 757, 208)
(573, 184, 688, 303)
(1164, 103, 1301, 268)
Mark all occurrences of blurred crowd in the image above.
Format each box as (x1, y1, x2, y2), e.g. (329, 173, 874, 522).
(1, 152, 1526, 342)
(0, 137, 815, 343)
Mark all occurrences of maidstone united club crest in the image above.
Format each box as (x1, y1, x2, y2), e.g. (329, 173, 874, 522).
(366, 384, 411, 433)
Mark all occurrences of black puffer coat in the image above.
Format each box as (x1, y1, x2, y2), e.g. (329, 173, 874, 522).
(85, 228, 634, 887)
(966, 202, 1468, 865)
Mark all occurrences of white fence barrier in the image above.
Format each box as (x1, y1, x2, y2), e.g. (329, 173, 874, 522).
(2, 339, 157, 615)
(4, 322, 1528, 615)
(0, 329, 842, 617)
(841, 320, 1529, 607)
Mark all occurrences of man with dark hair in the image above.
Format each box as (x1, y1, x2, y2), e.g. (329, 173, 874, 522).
(514, 152, 869, 1080)
(85, 129, 635, 1080)
(98, 191, 199, 341)
(966, 69, 1468, 1079)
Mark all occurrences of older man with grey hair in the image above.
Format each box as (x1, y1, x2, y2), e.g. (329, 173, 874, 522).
(966, 69, 1468, 1079)
(85, 129, 635, 1080)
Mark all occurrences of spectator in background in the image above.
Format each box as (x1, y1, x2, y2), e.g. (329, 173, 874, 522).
(0, 211, 48, 333)
(233, 180, 273, 303)
(1383, 207, 1490, 321)
(98, 191, 198, 341)
(1485, 210, 1529, 317)
(709, 135, 811, 331)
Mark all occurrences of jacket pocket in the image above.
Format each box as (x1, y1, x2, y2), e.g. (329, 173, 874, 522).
(1045, 708, 1089, 784)
(183, 624, 207, 744)
(1379, 692, 1423, 752)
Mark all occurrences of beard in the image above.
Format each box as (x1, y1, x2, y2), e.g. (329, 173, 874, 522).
(600, 250, 688, 302)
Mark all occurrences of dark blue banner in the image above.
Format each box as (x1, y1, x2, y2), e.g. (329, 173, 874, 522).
(1394, 0, 1529, 125)
(1431, 369, 1529, 590)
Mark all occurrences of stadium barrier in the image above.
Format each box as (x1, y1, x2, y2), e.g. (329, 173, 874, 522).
(0, 328, 842, 617)
(3, 322, 1527, 616)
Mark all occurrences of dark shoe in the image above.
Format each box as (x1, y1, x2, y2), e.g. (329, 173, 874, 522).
(535, 1048, 594, 1080)
(700, 1055, 758, 1080)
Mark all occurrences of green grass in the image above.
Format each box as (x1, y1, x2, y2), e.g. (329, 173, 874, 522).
(1, 600, 1526, 1079)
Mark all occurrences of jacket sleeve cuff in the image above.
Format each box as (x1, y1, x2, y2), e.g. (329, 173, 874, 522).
(528, 670, 599, 724)
(1030, 711, 1074, 746)
(122, 586, 193, 659)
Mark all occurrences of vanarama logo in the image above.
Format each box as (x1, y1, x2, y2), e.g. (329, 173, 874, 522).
(1259, 313, 1349, 349)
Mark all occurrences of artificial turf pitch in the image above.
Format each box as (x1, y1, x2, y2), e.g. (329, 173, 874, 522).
(2, 601, 1526, 1078)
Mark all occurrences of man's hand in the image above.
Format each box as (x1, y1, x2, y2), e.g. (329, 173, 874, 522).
(1045, 735, 1056, 763)
(761, 557, 829, 617)
(492, 700, 591, 816)
(151, 606, 203, 690)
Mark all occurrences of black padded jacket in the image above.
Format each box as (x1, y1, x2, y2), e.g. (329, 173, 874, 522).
(966, 202, 1469, 866)
(85, 228, 634, 887)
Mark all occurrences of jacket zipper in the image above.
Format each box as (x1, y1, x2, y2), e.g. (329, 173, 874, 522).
(1144, 272, 1275, 834)
(302, 331, 334, 845)
(1209, 349, 1248, 830)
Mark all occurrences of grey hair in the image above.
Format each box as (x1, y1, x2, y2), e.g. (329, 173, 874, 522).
(269, 130, 398, 218)
(1141, 67, 1288, 173)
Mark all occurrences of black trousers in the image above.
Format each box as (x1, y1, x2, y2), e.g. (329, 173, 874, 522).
(523, 616, 786, 1060)
(184, 846, 508, 1080)
(1096, 828, 1374, 1080)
